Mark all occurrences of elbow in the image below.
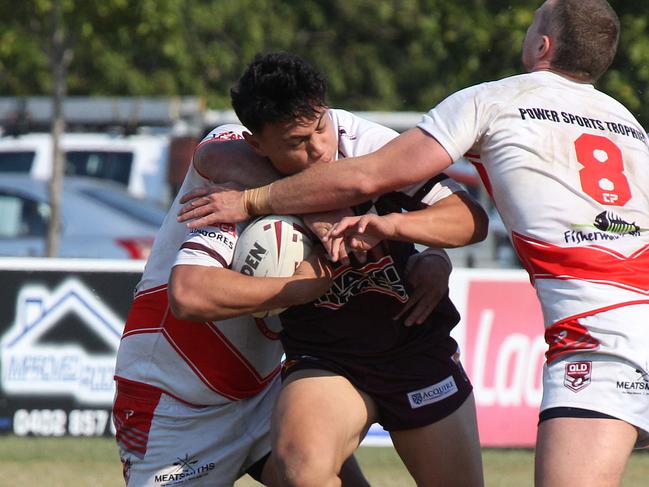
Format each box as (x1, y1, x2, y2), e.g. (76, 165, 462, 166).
(440, 197, 489, 248)
(168, 286, 203, 321)
(340, 165, 385, 200)
(168, 270, 229, 321)
(472, 205, 490, 244)
(465, 204, 489, 245)
(354, 177, 382, 199)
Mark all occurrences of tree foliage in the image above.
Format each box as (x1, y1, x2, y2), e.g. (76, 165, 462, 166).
(1, 0, 648, 126)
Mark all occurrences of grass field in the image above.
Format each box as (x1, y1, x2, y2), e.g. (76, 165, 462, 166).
(0, 436, 648, 486)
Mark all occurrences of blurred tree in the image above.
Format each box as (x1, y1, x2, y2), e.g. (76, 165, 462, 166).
(0, 0, 647, 126)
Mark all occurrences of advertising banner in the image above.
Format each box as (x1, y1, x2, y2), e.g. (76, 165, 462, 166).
(0, 258, 143, 437)
(0, 259, 545, 446)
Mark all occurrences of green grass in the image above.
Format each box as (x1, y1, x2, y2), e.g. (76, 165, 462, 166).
(0, 437, 647, 487)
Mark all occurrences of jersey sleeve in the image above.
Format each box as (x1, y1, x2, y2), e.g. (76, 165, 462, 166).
(399, 173, 466, 206)
(331, 109, 400, 157)
(198, 124, 248, 146)
(417, 83, 490, 162)
(173, 222, 240, 269)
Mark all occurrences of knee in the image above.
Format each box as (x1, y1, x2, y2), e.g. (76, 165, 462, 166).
(273, 441, 339, 487)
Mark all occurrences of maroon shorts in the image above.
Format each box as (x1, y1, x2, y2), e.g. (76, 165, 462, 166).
(282, 338, 473, 431)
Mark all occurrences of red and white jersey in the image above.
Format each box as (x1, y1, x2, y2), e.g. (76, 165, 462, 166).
(115, 124, 284, 406)
(419, 70, 649, 362)
(116, 112, 457, 405)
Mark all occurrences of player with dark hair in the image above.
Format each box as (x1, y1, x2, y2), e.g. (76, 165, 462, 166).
(114, 52, 488, 486)
(177, 2, 649, 486)
(219, 53, 488, 487)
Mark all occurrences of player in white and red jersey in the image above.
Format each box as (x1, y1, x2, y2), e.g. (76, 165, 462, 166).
(113, 123, 340, 486)
(114, 73, 487, 487)
(175, 2, 649, 486)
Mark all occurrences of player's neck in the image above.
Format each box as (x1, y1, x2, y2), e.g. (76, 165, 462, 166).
(532, 66, 594, 85)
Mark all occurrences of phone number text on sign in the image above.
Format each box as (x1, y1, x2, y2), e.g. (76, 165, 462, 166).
(12, 409, 113, 437)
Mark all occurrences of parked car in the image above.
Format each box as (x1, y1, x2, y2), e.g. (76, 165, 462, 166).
(0, 132, 171, 205)
(0, 174, 167, 259)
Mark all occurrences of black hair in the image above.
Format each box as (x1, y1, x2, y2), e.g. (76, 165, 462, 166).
(231, 52, 327, 133)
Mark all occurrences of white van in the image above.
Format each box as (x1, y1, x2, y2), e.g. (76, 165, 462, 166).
(0, 132, 171, 205)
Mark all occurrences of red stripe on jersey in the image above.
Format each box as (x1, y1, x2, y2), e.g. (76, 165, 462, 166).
(123, 290, 279, 400)
(113, 379, 163, 458)
(512, 232, 649, 294)
(468, 160, 493, 199)
(180, 242, 228, 268)
(123, 287, 168, 336)
(134, 284, 167, 299)
(543, 318, 600, 363)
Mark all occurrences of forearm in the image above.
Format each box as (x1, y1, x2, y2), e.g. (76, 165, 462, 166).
(168, 266, 320, 321)
(266, 128, 453, 215)
(388, 193, 489, 248)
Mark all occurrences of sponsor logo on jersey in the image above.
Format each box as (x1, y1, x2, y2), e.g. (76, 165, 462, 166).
(407, 376, 458, 409)
(517, 107, 646, 142)
(616, 368, 649, 396)
(212, 131, 243, 141)
(338, 127, 357, 140)
(189, 228, 235, 250)
(564, 361, 592, 392)
(154, 453, 215, 485)
(566, 211, 644, 244)
(594, 211, 641, 235)
(315, 256, 407, 309)
(218, 222, 236, 237)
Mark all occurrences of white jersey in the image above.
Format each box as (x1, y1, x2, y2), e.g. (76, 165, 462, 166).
(115, 124, 284, 406)
(116, 111, 459, 405)
(419, 70, 649, 363)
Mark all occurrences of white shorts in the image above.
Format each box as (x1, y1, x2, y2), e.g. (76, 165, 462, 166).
(113, 375, 281, 486)
(541, 305, 649, 448)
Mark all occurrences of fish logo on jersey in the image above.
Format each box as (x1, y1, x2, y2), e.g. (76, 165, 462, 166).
(593, 211, 640, 235)
(568, 210, 645, 243)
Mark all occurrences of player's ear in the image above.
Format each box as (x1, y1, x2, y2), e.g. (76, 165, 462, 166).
(538, 34, 552, 59)
(242, 131, 266, 157)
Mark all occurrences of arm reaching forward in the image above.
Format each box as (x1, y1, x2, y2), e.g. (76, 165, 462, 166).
(178, 128, 453, 226)
(325, 192, 488, 257)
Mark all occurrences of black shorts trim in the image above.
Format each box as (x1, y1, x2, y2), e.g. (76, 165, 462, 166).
(245, 451, 270, 483)
(539, 407, 620, 425)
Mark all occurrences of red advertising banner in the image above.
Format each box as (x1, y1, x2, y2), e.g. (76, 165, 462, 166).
(459, 275, 545, 447)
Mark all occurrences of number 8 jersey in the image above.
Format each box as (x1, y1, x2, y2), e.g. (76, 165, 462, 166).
(418, 70, 649, 364)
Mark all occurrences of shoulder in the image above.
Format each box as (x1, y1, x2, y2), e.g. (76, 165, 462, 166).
(194, 124, 249, 178)
(193, 124, 276, 185)
(447, 74, 533, 105)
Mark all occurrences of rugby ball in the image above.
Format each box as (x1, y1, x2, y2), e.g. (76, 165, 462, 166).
(232, 215, 314, 317)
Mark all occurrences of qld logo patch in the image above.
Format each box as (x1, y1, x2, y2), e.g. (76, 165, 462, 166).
(564, 361, 592, 392)
(407, 376, 458, 409)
